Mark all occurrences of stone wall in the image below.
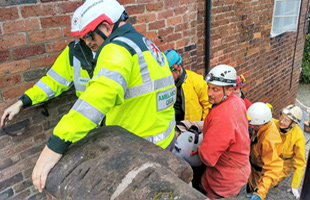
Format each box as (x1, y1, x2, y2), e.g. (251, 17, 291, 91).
(45, 126, 207, 200)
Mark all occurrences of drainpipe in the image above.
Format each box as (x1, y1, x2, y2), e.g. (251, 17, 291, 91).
(205, 0, 211, 76)
(289, 0, 303, 90)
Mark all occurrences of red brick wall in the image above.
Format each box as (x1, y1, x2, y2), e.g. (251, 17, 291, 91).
(209, 0, 308, 118)
(118, 0, 204, 73)
(0, 0, 307, 199)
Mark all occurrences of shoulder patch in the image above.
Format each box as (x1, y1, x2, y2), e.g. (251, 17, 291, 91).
(142, 37, 165, 67)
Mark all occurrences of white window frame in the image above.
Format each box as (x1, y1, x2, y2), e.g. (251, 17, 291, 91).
(270, 0, 301, 38)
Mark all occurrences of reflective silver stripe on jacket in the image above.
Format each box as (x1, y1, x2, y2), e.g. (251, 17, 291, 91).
(72, 98, 105, 125)
(47, 68, 72, 87)
(125, 75, 174, 99)
(93, 67, 127, 92)
(112, 37, 174, 99)
(144, 117, 175, 144)
(73, 56, 87, 92)
(35, 80, 55, 99)
(113, 37, 151, 83)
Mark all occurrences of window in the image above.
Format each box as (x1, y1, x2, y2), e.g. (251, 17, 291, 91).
(271, 0, 301, 37)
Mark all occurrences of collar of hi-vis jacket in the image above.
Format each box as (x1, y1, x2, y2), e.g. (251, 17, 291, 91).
(95, 24, 134, 61)
(69, 39, 95, 78)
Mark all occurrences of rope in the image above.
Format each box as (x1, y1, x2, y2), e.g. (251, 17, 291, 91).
(296, 99, 310, 110)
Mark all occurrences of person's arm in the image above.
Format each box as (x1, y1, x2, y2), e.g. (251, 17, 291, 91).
(48, 44, 132, 152)
(195, 74, 212, 120)
(198, 116, 235, 167)
(31, 43, 132, 191)
(24, 46, 73, 105)
(290, 131, 306, 189)
(0, 100, 23, 126)
(1, 46, 74, 127)
(32, 145, 62, 193)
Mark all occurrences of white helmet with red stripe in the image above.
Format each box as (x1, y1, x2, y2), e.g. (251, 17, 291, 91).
(71, 5, 83, 36)
(79, 0, 125, 38)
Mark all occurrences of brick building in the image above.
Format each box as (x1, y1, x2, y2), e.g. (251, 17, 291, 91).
(0, 0, 308, 199)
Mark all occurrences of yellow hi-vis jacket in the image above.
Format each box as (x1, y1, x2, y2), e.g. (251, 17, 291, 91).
(272, 119, 306, 189)
(47, 24, 176, 153)
(248, 120, 283, 200)
(21, 40, 94, 107)
(182, 70, 211, 121)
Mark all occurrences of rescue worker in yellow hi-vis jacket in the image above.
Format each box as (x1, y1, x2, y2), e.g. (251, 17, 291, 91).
(246, 102, 283, 200)
(31, 0, 176, 193)
(271, 105, 306, 199)
(1, 6, 95, 127)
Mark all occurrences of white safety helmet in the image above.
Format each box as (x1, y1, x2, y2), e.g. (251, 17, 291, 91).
(79, 0, 125, 38)
(172, 128, 203, 167)
(71, 5, 83, 36)
(282, 105, 303, 124)
(247, 102, 272, 125)
(205, 64, 237, 86)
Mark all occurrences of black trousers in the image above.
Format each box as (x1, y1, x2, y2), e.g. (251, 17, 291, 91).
(192, 164, 207, 193)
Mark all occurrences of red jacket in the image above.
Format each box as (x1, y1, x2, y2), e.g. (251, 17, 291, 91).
(198, 93, 251, 199)
(241, 91, 252, 109)
(243, 97, 252, 110)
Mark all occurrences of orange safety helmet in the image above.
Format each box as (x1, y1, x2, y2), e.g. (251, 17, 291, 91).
(234, 74, 246, 89)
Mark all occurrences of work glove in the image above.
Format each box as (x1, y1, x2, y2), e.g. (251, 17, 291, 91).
(287, 188, 300, 199)
(246, 193, 261, 200)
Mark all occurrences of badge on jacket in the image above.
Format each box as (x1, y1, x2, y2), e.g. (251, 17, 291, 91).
(142, 37, 165, 67)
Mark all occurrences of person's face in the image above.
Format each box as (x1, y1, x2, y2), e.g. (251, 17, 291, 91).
(233, 87, 242, 97)
(207, 83, 225, 104)
(81, 22, 113, 52)
(279, 113, 294, 129)
(249, 124, 261, 131)
(172, 69, 180, 81)
(82, 31, 103, 52)
(171, 64, 182, 81)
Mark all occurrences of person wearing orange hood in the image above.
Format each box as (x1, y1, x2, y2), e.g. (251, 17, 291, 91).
(246, 102, 283, 200)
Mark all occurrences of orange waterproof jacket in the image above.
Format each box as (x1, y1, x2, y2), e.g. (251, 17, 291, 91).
(198, 94, 251, 199)
(273, 119, 306, 189)
(248, 120, 283, 200)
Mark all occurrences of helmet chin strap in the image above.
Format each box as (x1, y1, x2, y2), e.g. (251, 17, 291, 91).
(213, 87, 227, 106)
(222, 87, 227, 101)
(94, 15, 123, 40)
(94, 27, 107, 40)
(218, 86, 227, 104)
(280, 121, 293, 133)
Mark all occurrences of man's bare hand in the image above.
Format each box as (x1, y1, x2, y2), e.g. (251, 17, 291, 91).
(1, 100, 23, 127)
(32, 145, 62, 193)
